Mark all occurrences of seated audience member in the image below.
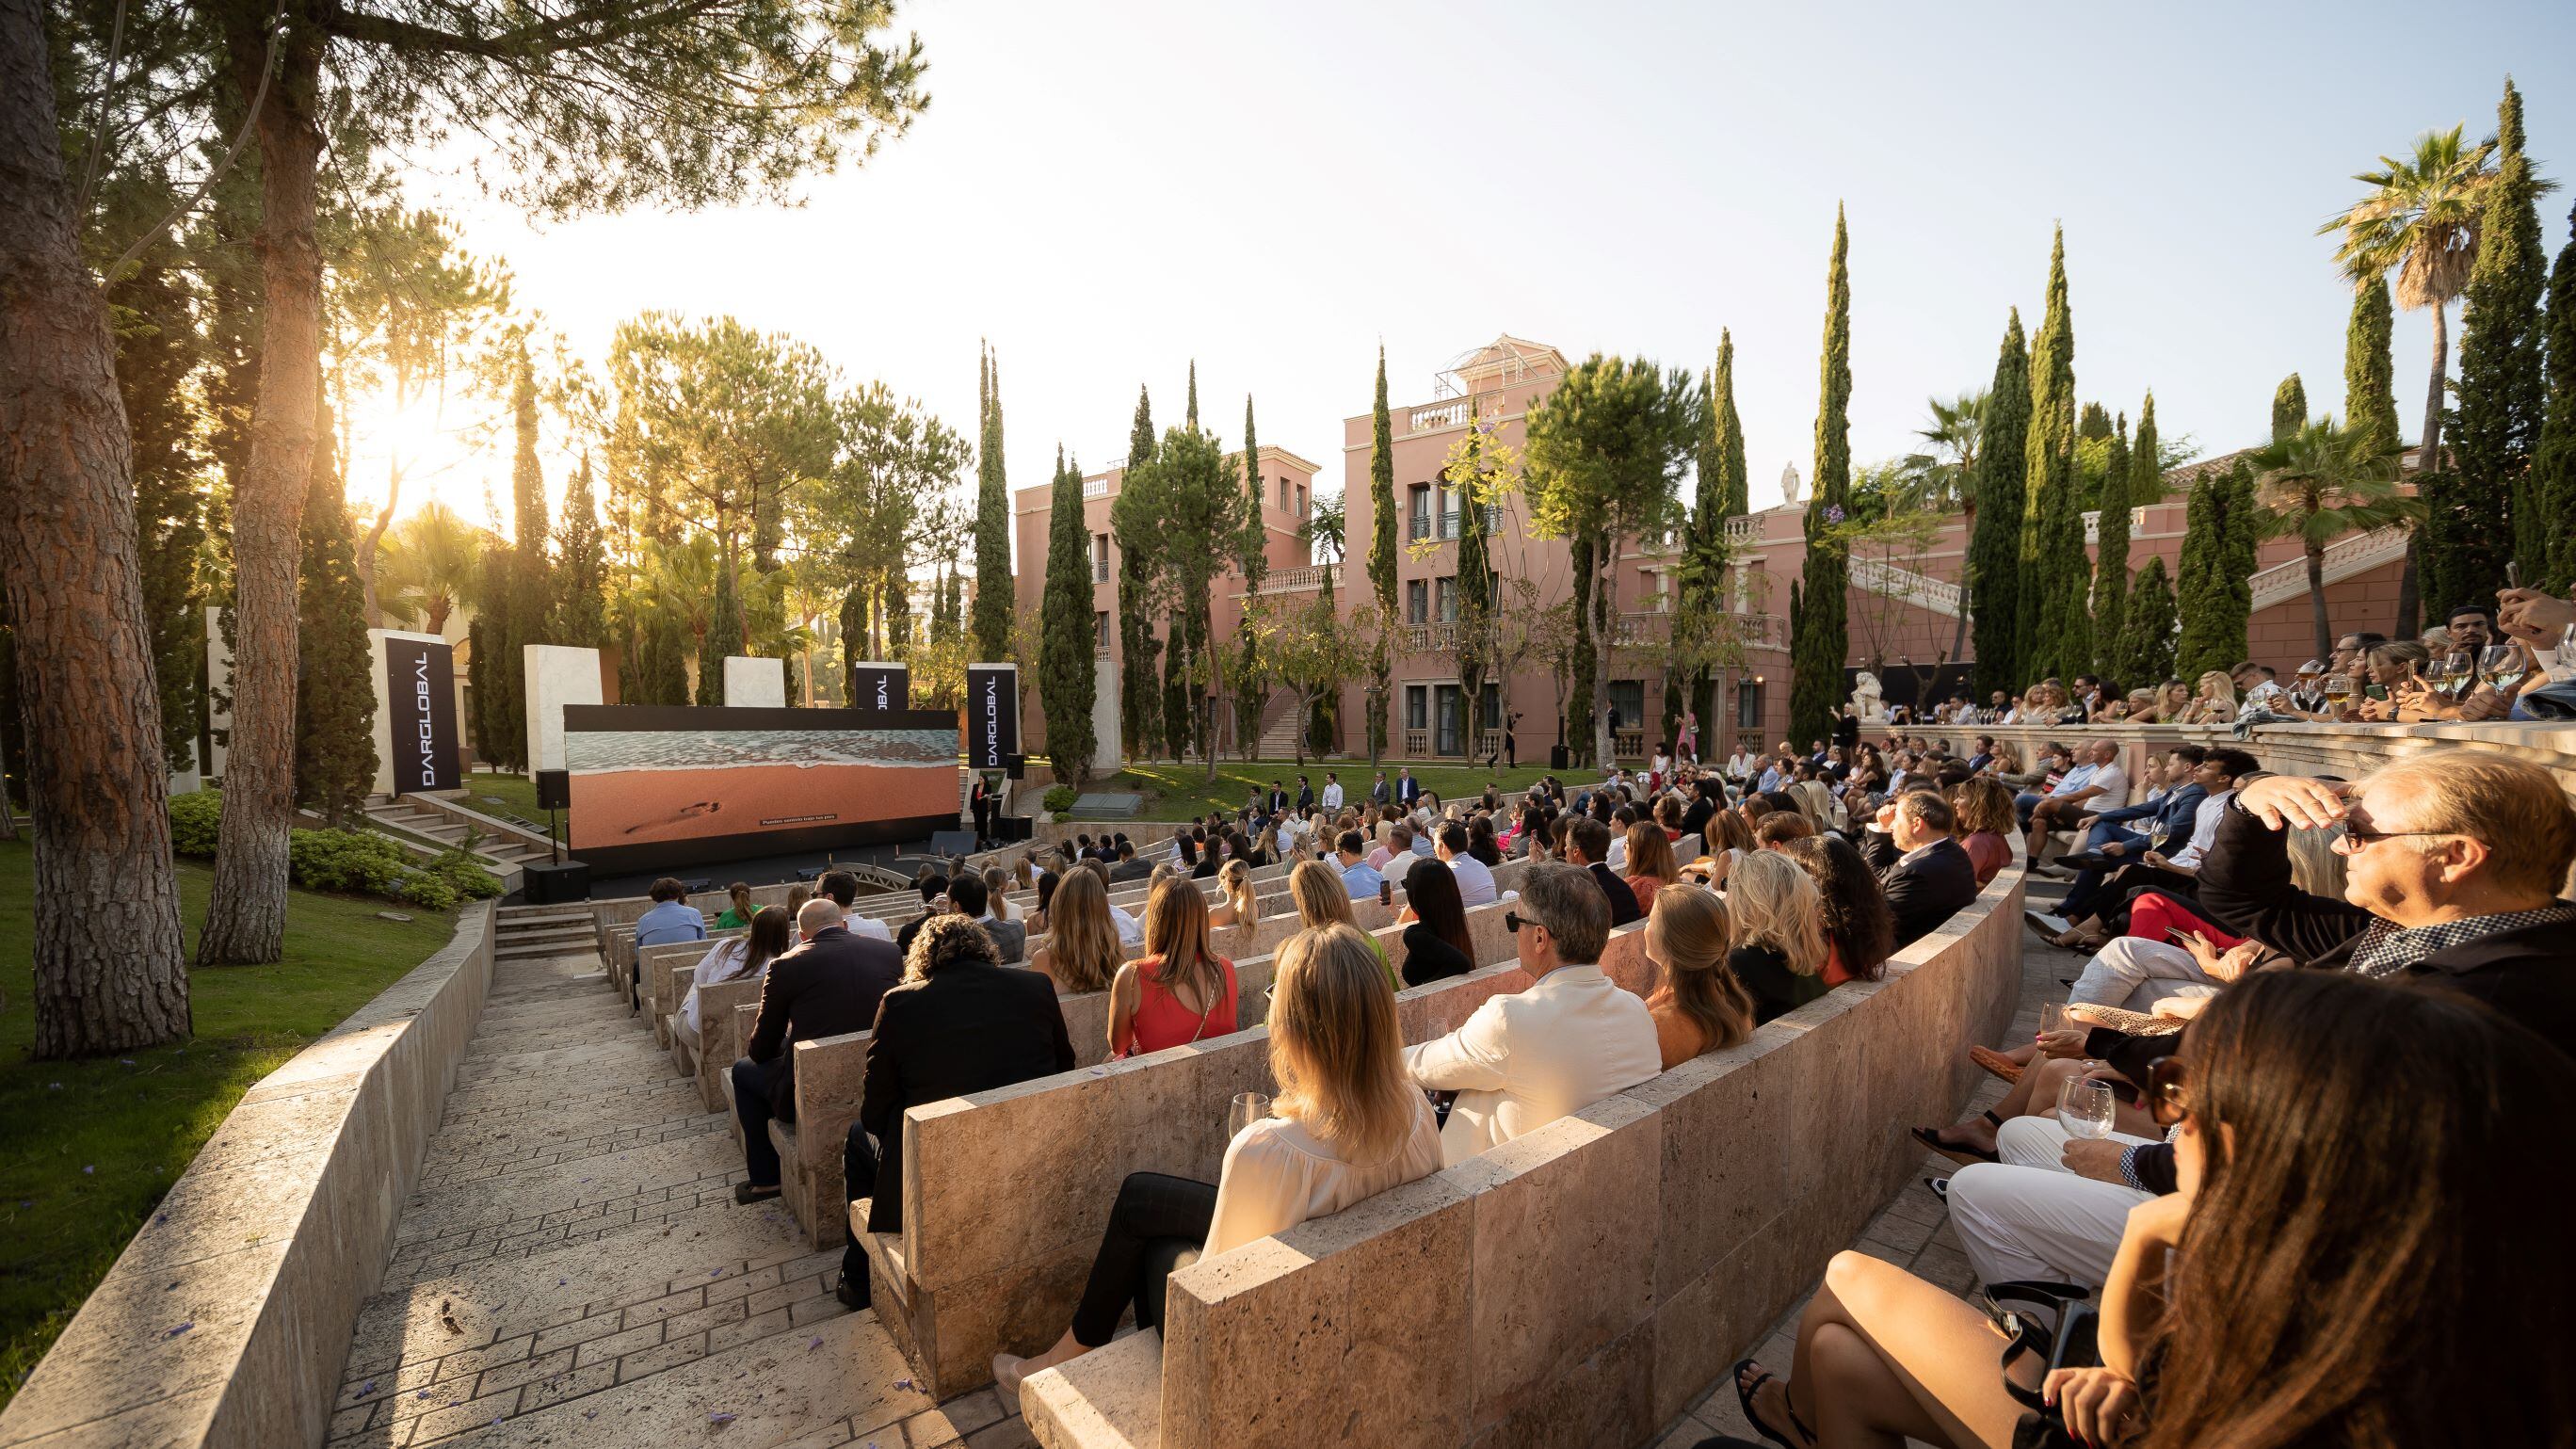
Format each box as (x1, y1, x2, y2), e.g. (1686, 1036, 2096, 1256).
(1641, 885, 1755, 1070)
(1030, 869, 1124, 995)
(1405, 863, 1661, 1165)
(1468, 815, 1505, 868)
(838, 913, 1074, 1305)
(1945, 776, 2017, 887)
(1396, 856, 1478, 987)
(1563, 815, 1642, 926)
(2197, 757, 2576, 1039)
(677, 905, 792, 1055)
(1731, 971, 2576, 1449)
(1781, 834, 1897, 986)
(950, 873, 1025, 962)
(1108, 840, 1152, 882)
(635, 877, 708, 949)
(1860, 791, 1981, 950)
(1336, 829, 1387, 901)
(1208, 858, 1259, 931)
(731, 898, 902, 1204)
(2022, 739, 2129, 864)
(2037, 748, 2258, 950)
(812, 869, 888, 942)
(1438, 821, 1498, 906)
(996, 924, 1444, 1404)
(1622, 820, 1682, 915)
(1753, 810, 1816, 849)
(1289, 859, 1393, 984)
(1108, 878, 1238, 1057)
(715, 881, 757, 930)
(1073, 859, 1144, 948)
(1722, 850, 1832, 1024)
(784, 883, 813, 917)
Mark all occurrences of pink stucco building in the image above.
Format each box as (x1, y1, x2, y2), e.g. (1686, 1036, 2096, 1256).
(1011, 334, 2414, 766)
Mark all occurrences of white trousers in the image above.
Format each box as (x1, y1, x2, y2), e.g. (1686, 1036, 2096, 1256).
(2064, 937, 2225, 1014)
(1948, 1117, 2155, 1290)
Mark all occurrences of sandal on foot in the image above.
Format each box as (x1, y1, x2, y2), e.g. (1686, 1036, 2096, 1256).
(1968, 1045, 2024, 1085)
(1731, 1358, 1812, 1449)
(1910, 1125, 1998, 1166)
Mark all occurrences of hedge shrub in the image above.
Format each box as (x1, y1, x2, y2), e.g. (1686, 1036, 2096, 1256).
(169, 790, 223, 858)
(286, 829, 413, 897)
(1042, 784, 1079, 813)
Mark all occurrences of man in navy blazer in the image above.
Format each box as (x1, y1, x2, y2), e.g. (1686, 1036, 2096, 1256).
(1395, 767, 1421, 806)
(1859, 792, 1982, 950)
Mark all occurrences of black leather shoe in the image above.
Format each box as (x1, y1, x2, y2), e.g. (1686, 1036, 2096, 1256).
(834, 1271, 870, 1311)
(733, 1182, 781, 1205)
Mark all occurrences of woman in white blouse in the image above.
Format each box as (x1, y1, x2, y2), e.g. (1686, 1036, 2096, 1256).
(674, 905, 791, 1055)
(992, 922, 1442, 1406)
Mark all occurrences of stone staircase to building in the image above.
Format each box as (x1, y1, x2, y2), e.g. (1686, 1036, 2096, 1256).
(367, 797, 558, 871)
(1253, 691, 1307, 761)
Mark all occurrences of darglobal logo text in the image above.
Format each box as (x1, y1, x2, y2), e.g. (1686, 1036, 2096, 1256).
(414, 654, 439, 786)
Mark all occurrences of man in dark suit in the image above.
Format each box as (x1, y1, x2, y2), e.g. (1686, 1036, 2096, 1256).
(732, 898, 902, 1204)
(1859, 791, 1981, 949)
(1264, 781, 1291, 815)
(1295, 775, 1314, 812)
(1679, 780, 1719, 843)
(1108, 839, 1152, 882)
(1370, 770, 1392, 806)
(1395, 766, 1421, 807)
(838, 912, 1074, 1305)
(1564, 816, 1640, 926)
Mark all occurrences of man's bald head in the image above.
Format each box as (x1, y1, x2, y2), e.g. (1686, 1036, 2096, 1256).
(797, 897, 844, 940)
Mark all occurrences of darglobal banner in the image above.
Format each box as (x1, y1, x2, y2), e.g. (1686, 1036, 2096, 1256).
(965, 663, 1018, 771)
(848, 660, 910, 712)
(383, 636, 461, 794)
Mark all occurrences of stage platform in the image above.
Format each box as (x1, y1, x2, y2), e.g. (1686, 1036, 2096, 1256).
(529, 834, 973, 906)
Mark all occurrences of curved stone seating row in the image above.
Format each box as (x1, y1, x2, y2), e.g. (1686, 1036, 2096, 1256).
(0, 907, 500, 1449)
(719, 859, 1535, 1251)
(1022, 858, 2027, 1449)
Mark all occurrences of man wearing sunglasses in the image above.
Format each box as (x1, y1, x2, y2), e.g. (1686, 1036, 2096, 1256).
(1402, 863, 1660, 1167)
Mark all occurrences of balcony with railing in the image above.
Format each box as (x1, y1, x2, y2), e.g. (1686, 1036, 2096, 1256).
(1092, 557, 1111, 584)
(1247, 565, 1331, 596)
(1723, 515, 1760, 544)
(1409, 400, 1471, 433)
(1082, 475, 1109, 498)
(1402, 727, 1505, 761)
(1611, 610, 1789, 651)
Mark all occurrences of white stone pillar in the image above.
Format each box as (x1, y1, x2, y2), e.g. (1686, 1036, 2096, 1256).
(1091, 652, 1122, 778)
(524, 643, 606, 775)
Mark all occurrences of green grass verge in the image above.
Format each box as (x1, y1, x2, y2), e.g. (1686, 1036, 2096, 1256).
(453, 769, 565, 840)
(1094, 760, 1562, 821)
(0, 837, 459, 1403)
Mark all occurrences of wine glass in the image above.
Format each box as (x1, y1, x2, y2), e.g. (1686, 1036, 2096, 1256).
(2324, 674, 2354, 708)
(1228, 1091, 1272, 1141)
(2481, 644, 2530, 697)
(2057, 1076, 2117, 1141)
(2431, 651, 2475, 700)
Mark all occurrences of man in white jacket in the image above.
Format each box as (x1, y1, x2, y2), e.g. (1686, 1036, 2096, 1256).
(1404, 862, 1661, 1166)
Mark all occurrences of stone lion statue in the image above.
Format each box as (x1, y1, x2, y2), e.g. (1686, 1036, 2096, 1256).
(1849, 671, 1890, 722)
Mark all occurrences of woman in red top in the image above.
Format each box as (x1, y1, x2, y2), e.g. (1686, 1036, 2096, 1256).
(1109, 877, 1239, 1057)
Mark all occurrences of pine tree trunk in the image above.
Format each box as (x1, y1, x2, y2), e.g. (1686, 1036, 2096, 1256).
(1591, 544, 1616, 768)
(198, 20, 325, 965)
(2307, 542, 2333, 661)
(2393, 302, 2451, 640)
(0, 0, 191, 1053)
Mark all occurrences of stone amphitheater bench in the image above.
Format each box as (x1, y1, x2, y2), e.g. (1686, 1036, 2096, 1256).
(1022, 860, 2028, 1449)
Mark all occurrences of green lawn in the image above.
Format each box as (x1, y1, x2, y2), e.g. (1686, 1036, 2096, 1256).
(453, 769, 565, 840)
(1096, 759, 1562, 821)
(0, 837, 459, 1403)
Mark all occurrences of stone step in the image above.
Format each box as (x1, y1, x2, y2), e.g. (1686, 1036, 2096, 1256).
(440, 1074, 705, 1131)
(495, 938, 604, 962)
(496, 922, 596, 945)
(392, 1131, 738, 1250)
(498, 907, 598, 927)
(449, 1040, 678, 1095)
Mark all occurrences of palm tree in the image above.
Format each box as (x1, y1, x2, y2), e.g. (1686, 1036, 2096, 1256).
(2249, 417, 2423, 660)
(2318, 124, 2496, 636)
(375, 502, 488, 636)
(642, 534, 721, 689)
(1902, 389, 1988, 513)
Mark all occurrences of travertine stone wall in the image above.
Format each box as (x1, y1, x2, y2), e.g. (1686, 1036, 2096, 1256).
(0, 907, 497, 1449)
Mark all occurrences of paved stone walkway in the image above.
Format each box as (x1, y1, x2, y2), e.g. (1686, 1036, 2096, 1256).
(330, 879, 2076, 1449)
(325, 934, 1028, 1449)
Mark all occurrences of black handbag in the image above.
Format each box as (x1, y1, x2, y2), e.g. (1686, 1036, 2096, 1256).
(1979, 1280, 2101, 1449)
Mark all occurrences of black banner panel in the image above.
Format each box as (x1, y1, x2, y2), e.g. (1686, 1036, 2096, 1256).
(848, 660, 910, 712)
(383, 636, 462, 795)
(964, 664, 1019, 771)
(563, 703, 961, 876)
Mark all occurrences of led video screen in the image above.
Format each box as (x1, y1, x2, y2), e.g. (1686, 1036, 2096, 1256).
(563, 704, 959, 875)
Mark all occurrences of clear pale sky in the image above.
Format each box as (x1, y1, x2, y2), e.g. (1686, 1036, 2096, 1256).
(394, 0, 2576, 547)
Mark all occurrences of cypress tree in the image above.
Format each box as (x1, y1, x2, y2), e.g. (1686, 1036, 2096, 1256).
(2037, 410, 2088, 679)
(1039, 446, 1099, 781)
(1685, 330, 1747, 728)
(294, 409, 377, 825)
(2270, 374, 2307, 441)
(2176, 461, 2258, 679)
(700, 562, 743, 704)
(836, 585, 867, 701)
(1116, 385, 1158, 757)
(2019, 227, 2076, 685)
(2536, 198, 2576, 592)
(2343, 282, 2403, 456)
(555, 452, 608, 646)
(486, 343, 551, 772)
(883, 573, 911, 659)
(1790, 206, 1854, 746)
(2443, 75, 2550, 604)
(1967, 310, 2030, 696)
(1365, 345, 1398, 765)
(2115, 555, 2177, 687)
(465, 616, 492, 760)
(1454, 404, 1495, 753)
(2093, 414, 2132, 681)
(1232, 397, 1265, 756)
(971, 343, 1013, 662)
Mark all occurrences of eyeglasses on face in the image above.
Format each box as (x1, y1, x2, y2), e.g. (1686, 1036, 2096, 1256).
(2328, 820, 2455, 855)
(2146, 1055, 2191, 1128)
(1504, 910, 1534, 935)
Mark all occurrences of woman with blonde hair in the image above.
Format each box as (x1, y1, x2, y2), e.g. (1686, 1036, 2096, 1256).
(1723, 850, 1831, 1024)
(1208, 858, 1260, 931)
(2182, 669, 2238, 724)
(1641, 886, 1755, 1069)
(2149, 678, 2192, 722)
(1622, 820, 1681, 915)
(1109, 879, 1237, 1057)
(1030, 868, 1122, 995)
(1289, 859, 1393, 985)
(982, 865, 1014, 922)
(997, 923, 1443, 1407)
(715, 880, 757, 930)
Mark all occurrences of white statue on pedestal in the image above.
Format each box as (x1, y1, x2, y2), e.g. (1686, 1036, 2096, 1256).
(1848, 670, 1890, 724)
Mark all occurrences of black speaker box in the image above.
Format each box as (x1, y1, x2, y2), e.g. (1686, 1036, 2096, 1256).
(523, 859, 590, 904)
(996, 814, 1034, 842)
(1549, 745, 1571, 770)
(535, 768, 572, 811)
